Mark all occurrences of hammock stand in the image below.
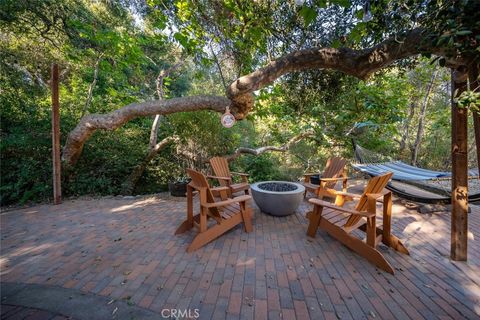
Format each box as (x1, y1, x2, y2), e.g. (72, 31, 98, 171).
(351, 141, 480, 204)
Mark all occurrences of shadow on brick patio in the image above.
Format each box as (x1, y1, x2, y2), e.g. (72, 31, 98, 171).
(1, 190, 479, 319)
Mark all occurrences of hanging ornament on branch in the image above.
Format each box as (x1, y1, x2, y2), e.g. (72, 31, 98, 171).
(221, 106, 236, 128)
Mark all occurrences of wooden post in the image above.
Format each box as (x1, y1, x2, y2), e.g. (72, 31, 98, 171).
(51, 64, 62, 204)
(471, 65, 480, 176)
(450, 68, 468, 261)
(473, 112, 480, 175)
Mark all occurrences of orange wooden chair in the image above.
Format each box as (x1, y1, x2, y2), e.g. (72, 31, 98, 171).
(303, 157, 348, 199)
(209, 156, 250, 198)
(175, 169, 253, 252)
(306, 172, 409, 274)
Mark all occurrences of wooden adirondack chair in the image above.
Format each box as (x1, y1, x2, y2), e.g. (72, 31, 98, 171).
(303, 157, 348, 199)
(209, 156, 250, 199)
(175, 168, 253, 252)
(306, 172, 409, 274)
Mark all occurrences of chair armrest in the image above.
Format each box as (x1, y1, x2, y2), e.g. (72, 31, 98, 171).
(308, 198, 375, 218)
(211, 186, 230, 192)
(335, 191, 361, 199)
(231, 172, 249, 177)
(207, 175, 231, 181)
(366, 191, 390, 203)
(319, 177, 349, 182)
(203, 195, 252, 208)
(366, 193, 384, 199)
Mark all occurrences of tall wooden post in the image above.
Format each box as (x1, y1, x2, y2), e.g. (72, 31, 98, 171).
(471, 64, 480, 176)
(473, 113, 480, 175)
(450, 68, 468, 261)
(51, 64, 62, 205)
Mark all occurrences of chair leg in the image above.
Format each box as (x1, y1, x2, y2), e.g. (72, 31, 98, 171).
(187, 215, 243, 252)
(175, 214, 200, 234)
(320, 220, 395, 274)
(383, 234, 410, 255)
(307, 206, 322, 237)
(241, 205, 253, 233)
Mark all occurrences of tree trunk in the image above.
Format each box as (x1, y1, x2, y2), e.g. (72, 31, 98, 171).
(411, 69, 437, 165)
(450, 68, 469, 261)
(121, 136, 178, 195)
(124, 63, 184, 194)
(398, 102, 416, 152)
(149, 62, 183, 149)
(81, 52, 104, 117)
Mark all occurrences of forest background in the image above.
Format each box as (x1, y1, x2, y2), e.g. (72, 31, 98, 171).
(1, 0, 478, 206)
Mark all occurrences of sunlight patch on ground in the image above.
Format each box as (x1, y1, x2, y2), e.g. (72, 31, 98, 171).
(110, 198, 166, 213)
(0, 257, 9, 269)
(403, 217, 448, 243)
(236, 257, 256, 267)
(6, 244, 54, 258)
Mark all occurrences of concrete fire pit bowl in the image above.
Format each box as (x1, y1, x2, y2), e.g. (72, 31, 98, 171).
(251, 181, 305, 217)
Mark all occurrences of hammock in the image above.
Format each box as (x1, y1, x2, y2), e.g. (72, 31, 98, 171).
(351, 141, 480, 204)
(352, 161, 478, 181)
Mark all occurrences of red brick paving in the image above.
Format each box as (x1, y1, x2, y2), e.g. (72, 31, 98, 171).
(1, 188, 479, 319)
(0, 304, 72, 319)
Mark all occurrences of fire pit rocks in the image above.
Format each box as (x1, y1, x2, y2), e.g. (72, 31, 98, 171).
(251, 181, 305, 217)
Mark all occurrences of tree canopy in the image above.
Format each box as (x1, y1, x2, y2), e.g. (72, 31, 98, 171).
(1, 0, 478, 205)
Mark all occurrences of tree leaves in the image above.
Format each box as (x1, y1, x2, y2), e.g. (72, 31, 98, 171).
(298, 6, 318, 27)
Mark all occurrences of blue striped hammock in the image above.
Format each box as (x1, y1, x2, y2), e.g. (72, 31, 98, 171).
(352, 161, 478, 181)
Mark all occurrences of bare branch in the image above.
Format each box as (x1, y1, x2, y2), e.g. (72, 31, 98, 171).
(225, 130, 316, 161)
(82, 52, 104, 117)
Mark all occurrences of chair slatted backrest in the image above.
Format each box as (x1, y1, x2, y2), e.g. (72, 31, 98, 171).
(186, 168, 222, 219)
(210, 157, 231, 187)
(344, 172, 393, 228)
(322, 157, 347, 188)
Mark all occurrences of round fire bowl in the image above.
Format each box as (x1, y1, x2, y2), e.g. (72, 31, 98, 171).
(251, 181, 305, 217)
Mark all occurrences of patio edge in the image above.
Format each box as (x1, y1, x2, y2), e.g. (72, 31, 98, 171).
(0, 282, 160, 320)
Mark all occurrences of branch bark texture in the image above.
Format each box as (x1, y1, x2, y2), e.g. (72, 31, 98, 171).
(225, 131, 315, 161)
(63, 27, 458, 166)
(62, 95, 230, 165)
(227, 28, 439, 117)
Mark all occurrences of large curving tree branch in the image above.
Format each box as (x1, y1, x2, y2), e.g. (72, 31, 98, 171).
(227, 28, 450, 116)
(62, 95, 230, 165)
(63, 28, 459, 166)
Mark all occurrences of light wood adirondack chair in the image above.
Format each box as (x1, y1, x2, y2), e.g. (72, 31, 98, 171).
(303, 157, 348, 199)
(175, 169, 253, 252)
(209, 156, 250, 199)
(306, 172, 409, 274)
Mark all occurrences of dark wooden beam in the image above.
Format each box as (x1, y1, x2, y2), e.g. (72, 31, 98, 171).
(450, 68, 469, 261)
(51, 64, 62, 205)
(470, 64, 480, 176)
(473, 113, 480, 175)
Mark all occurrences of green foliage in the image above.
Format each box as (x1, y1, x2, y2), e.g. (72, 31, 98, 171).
(456, 88, 480, 112)
(235, 155, 283, 182)
(0, 0, 185, 205)
(2, 0, 478, 206)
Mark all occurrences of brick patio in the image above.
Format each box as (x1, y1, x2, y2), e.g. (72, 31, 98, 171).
(1, 186, 479, 319)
